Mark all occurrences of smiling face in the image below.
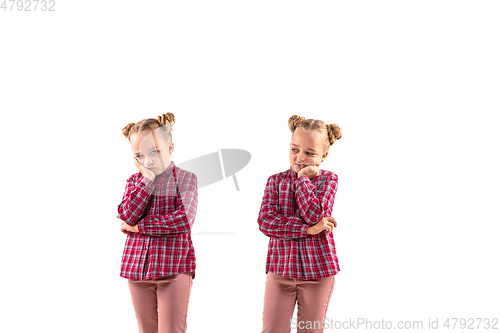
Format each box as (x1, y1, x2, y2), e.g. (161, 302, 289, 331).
(289, 127, 329, 173)
(130, 130, 174, 175)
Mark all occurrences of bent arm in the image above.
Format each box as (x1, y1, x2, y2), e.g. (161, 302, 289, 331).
(117, 174, 155, 225)
(137, 172, 198, 237)
(294, 173, 338, 225)
(258, 176, 309, 239)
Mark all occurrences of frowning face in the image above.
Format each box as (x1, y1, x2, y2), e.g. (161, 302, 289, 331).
(289, 127, 328, 174)
(130, 130, 174, 175)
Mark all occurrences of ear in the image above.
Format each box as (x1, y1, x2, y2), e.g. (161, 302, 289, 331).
(321, 151, 328, 162)
(169, 142, 174, 154)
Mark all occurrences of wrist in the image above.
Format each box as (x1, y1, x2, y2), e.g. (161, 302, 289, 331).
(306, 225, 315, 235)
(143, 175, 155, 183)
(139, 176, 156, 192)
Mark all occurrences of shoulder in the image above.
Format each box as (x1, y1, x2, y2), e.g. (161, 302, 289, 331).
(126, 171, 143, 183)
(174, 166, 198, 184)
(319, 169, 338, 182)
(319, 169, 339, 193)
(267, 168, 292, 182)
(264, 168, 294, 190)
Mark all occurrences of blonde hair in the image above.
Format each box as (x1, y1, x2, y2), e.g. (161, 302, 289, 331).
(288, 115, 342, 153)
(122, 113, 175, 143)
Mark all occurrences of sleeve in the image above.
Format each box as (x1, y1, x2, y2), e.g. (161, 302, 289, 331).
(117, 174, 156, 225)
(257, 175, 310, 239)
(294, 172, 338, 225)
(136, 172, 198, 237)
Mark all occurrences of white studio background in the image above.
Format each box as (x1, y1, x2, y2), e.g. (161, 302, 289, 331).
(1, 1, 499, 332)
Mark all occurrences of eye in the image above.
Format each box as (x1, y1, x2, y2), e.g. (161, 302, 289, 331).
(307, 152, 315, 156)
(291, 148, 298, 152)
(151, 150, 158, 155)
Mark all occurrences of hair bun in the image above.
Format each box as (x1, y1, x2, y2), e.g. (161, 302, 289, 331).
(327, 123, 342, 145)
(288, 115, 306, 133)
(122, 122, 136, 139)
(157, 113, 175, 132)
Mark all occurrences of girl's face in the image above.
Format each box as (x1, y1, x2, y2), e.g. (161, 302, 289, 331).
(289, 127, 328, 173)
(130, 130, 174, 175)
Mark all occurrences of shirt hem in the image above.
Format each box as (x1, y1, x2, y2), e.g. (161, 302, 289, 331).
(265, 268, 340, 280)
(120, 269, 196, 280)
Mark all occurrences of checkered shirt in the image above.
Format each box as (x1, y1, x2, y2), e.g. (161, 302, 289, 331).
(117, 161, 198, 280)
(258, 166, 340, 280)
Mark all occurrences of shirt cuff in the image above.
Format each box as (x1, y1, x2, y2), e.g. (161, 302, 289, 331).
(294, 175, 311, 188)
(139, 176, 156, 192)
(302, 223, 310, 237)
(136, 220, 144, 233)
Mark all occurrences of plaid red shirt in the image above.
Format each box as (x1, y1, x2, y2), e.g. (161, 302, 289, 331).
(117, 161, 198, 280)
(258, 166, 340, 280)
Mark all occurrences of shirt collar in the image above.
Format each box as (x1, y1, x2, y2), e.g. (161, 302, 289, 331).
(155, 160, 176, 183)
(289, 165, 298, 180)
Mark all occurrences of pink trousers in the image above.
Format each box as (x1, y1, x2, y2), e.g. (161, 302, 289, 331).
(261, 272, 335, 333)
(127, 273, 193, 333)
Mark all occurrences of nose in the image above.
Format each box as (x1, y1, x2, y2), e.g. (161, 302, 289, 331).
(297, 152, 307, 162)
(143, 155, 154, 167)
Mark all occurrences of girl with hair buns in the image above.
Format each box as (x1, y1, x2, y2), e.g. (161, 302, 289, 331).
(116, 112, 198, 333)
(258, 115, 342, 333)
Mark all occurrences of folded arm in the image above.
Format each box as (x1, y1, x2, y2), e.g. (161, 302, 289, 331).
(258, 175, 309, 239)
(117, 174, 155, 225)
(294, 173, 338, 225)
(136, 172, 198, 237)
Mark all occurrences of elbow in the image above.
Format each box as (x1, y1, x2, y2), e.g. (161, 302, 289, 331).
(177, 214, 193, 234)
(310, 215, 324, 225)
(300, 213, 321, 225)
(258, 222, 271, 237)
(303, 217, 319, 225)
(184, 218, 194, 234)
(307, 207, 328, 225)
(308, 212, 330, 225)
(187, 217, 195, 230)
(123, 216, 139, 226)
(117, 210, 139, 225)
(125, 219, 138, 226)
(182, 209, 195, 230)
